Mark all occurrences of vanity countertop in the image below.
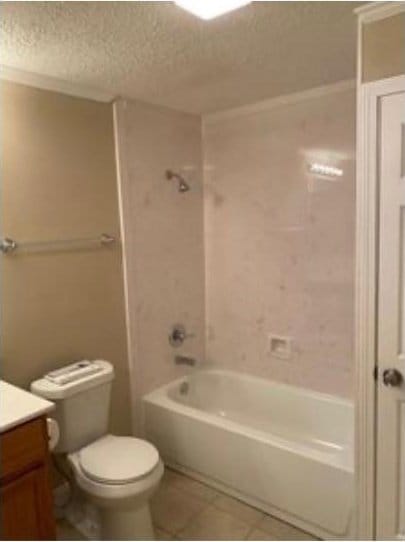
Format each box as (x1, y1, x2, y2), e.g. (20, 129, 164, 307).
(0, 380, 54, 433)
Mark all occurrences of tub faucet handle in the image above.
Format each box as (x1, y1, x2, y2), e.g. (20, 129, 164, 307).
(169, 324, 195, 347)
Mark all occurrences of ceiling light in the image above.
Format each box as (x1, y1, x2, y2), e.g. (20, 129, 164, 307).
(175, 0, 251, 20)
(309, 163, 343, 178)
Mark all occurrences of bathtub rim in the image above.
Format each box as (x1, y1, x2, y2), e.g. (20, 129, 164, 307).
(145, 368, 354, 408)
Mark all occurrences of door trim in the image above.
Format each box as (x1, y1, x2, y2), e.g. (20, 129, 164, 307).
(355, 74, 405, 540)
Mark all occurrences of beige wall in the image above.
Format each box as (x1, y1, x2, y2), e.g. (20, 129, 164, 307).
(203, 87, 356, 397)
(362, 13, 405, 82)
(0, 81, 131, 435)
(114, 99, 205, 429)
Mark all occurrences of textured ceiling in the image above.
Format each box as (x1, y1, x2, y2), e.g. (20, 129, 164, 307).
(0, 1, 359, 114)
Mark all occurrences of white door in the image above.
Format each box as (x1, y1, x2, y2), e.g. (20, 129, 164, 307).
(377, 89, 405, 540)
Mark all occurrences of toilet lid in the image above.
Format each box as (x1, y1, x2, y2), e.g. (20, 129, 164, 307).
(78, 435, 160, 485)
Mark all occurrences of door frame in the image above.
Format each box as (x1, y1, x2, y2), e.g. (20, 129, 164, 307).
(355, 73, 405, 540)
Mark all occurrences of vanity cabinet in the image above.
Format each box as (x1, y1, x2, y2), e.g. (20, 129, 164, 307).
(0, 416, 56, 540)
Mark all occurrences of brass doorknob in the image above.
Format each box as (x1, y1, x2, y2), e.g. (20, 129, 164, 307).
(382, 368, 403, 387)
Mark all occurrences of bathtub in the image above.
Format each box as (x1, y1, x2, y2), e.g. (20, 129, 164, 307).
(143, 370, 354, 540)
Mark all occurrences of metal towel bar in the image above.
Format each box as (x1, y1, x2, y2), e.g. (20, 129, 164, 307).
(0, 233, 117, 254)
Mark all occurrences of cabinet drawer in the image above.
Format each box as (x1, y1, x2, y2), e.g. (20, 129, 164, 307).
(0, 418, 47, 482)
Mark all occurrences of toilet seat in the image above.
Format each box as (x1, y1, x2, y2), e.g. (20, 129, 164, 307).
(78, 435, 160, 485)
(68, 436, 164, 503)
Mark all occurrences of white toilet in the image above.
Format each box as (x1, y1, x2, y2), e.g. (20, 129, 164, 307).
(31, 360, 163, 541)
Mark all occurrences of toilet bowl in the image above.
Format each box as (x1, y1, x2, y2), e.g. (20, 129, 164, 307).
(69, 435, 164, 540)
(30, 360, 163, 541)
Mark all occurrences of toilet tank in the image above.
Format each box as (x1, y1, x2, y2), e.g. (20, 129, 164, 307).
(31, 360, 114, 453)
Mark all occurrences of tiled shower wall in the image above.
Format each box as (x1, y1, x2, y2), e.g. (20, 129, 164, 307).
(203, 86, 356, 397)
(114, 99, 205, 429)
(116, 84, 356, 408)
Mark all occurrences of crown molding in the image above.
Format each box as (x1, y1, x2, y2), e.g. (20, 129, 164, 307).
(203, 79, 355, 125)
(355, 1, 405, 24)
(0, 65, 115, 103)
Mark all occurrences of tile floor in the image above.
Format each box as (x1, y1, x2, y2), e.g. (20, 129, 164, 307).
(57, 467, 318, 541)
(152, 468, 317, 541)
(56, 519, 86, 541)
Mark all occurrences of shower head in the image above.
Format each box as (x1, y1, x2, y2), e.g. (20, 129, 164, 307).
(178, 179, 190, 193)
(166, 170, 190, 193)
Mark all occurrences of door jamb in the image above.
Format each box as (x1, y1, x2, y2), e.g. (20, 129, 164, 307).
(355, 73, 405, 540)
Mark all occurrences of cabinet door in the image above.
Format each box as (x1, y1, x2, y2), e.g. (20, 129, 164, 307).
(0, 466, 55, 541)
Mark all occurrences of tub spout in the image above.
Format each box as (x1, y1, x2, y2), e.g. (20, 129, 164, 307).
(175, 355, 196, 367)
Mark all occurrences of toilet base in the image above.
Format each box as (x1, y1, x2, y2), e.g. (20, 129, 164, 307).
(99, 503, 154, 540)
(67, 452, 164, 540)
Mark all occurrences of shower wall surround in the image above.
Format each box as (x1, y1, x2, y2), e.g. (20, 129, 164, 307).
(203, 86, 356, 397)
(115, 84, 356, 409)
(114, 100, 205, 425)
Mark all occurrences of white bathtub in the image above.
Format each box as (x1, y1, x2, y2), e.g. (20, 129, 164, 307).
(143, 370, 354, 540)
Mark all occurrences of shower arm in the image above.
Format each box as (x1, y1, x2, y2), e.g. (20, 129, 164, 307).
(165, 169, 190, 193)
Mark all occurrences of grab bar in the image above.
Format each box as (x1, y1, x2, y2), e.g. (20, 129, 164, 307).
(0, 233, 118, 255)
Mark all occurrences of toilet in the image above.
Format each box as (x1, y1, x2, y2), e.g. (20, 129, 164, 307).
(31, 360, 163, 540)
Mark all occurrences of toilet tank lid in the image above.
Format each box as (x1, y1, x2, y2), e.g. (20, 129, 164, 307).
(30, 360, 114, 400)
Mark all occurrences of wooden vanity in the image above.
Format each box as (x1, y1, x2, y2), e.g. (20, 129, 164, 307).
(0, 382, 56, 540)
